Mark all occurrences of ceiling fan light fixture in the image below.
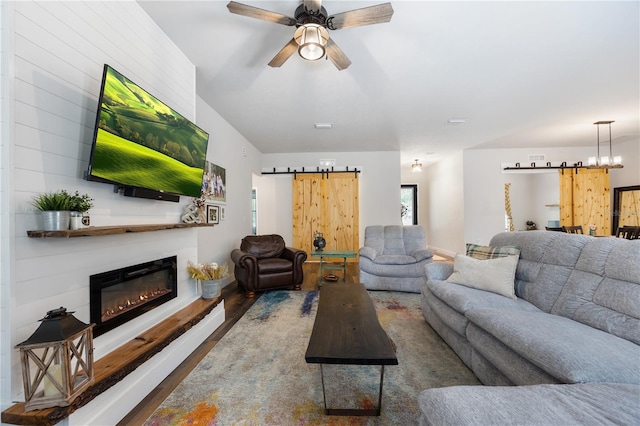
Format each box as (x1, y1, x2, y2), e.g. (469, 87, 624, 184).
(294, 24, 329, 61)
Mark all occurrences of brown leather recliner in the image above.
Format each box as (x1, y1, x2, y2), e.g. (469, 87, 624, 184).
(230, 234, 307, 297)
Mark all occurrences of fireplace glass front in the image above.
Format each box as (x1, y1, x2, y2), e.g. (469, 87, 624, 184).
(90, 256, 177, 337)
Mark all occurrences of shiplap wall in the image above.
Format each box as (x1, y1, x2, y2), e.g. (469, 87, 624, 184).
(1, 0, 10, 409)
(3, 0, 203, 405)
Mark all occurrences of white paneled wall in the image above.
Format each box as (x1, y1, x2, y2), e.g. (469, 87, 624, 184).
(3, 0, 204, 409)
(0, 0, 10, 410)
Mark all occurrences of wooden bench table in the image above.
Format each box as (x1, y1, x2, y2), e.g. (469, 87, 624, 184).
(305, 283, 398, 416)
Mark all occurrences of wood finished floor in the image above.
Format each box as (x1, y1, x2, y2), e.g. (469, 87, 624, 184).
(119, 254, 451, 424)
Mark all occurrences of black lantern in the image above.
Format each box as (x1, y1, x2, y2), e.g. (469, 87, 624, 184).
(16, 307, 95, 411)
(313, 232, 326, 251)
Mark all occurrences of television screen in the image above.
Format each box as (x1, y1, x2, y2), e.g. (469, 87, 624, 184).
(87, 65, 209, 198)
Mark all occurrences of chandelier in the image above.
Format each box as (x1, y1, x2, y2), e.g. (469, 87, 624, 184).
(587, 120, 623, 169)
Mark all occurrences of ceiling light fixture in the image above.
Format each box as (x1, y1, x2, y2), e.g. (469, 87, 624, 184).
(446, 118, 467, 125)
(294, 24, 329, 61)
(587, 120, 622, 169)
(411, 159, 422, 173)
(314, 123, 332, 129)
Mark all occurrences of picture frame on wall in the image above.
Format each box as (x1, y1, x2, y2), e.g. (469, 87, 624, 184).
(202, 161, 226, 204)
(220, 206, 226, 221)
(206, 205, 219, 224)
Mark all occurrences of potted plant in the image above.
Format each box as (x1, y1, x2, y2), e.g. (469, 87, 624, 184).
(187, 261, 229, 299)
(68, 191, 94, 229)
(31, 190, 75, 231)
(31, 190, 93, 231)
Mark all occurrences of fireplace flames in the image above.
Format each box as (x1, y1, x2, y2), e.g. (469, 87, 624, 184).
(102, 287, 172, 322)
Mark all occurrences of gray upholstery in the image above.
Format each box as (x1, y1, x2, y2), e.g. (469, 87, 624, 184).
(419, 231, 640, 424)
(359, 225, 433, 292)
(418, 383, 640, 426)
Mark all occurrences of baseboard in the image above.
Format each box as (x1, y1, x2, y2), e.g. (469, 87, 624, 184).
(65, 302, 225, 426)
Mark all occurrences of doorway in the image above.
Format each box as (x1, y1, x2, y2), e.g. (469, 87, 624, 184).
(401, 184, 418, 225)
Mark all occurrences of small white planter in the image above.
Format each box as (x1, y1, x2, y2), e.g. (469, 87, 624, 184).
(41, 211, 70, 231)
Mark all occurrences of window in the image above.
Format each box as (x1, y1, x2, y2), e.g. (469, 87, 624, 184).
(251, 188, 257, 235)
(401, 185, 418, 225)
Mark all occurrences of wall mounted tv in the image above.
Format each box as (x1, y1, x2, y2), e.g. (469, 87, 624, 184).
(87, 64, 209, 202)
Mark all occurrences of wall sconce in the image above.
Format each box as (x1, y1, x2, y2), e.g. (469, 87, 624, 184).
(411, 159, 422, 173)
(294, 24, 329, 61)
(16, 307, 94, 411)
(588, 120, 623, 169)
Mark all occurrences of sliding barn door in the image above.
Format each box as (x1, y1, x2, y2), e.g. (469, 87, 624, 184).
(559, 168, 611, 235)
(292, 173, 359, 258)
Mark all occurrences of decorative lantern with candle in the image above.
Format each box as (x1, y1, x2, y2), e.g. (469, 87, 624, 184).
(16, 307, 95, 411)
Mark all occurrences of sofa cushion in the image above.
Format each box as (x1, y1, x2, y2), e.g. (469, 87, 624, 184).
(465, 243, 520, 259)
(551, 238, 640, 344)
(240, 234, 285, 259)
(360, 256, 428, 278)
(363, 225, 426, 256)
(427, 280, 540, 316)
(418, 383, 640, 426)
(446, 254, 518, 299)
(466, 308, 640, 384)
(489, 231, 591, 312)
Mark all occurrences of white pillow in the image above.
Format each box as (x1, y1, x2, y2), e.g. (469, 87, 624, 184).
(446, 253, 518, 299)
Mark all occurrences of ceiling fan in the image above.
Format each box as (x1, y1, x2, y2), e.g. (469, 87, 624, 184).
(227, 0, 394, 70)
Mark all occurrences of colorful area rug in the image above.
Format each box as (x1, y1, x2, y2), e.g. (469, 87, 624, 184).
(144, 290, 479, 425)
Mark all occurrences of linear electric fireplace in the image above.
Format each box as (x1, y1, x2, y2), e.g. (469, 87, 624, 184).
(90, 256, 177, 337)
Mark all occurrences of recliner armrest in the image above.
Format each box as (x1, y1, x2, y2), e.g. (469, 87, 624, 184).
(359, 246, 378, 261)
(230, 248, 257, 269)
(411, 248, 434, 262)
(424, 262, 453, 281)
(282, 247, 308, 263)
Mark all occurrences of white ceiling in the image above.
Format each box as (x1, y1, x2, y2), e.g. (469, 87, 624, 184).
(139, 1, 639, 168)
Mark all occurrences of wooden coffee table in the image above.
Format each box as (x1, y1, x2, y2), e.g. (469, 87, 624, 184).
(305, 283, 398, 416)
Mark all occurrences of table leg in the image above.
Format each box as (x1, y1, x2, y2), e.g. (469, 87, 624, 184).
(318, 364, 385, 416)
(342, 257, 347, 282)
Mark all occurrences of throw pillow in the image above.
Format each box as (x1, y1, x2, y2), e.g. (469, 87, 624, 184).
(466, 243, 521, 260)
(446, 253, 518, 299)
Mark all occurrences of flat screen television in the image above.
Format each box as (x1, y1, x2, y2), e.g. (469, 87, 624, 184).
(87, 64, 209, 201)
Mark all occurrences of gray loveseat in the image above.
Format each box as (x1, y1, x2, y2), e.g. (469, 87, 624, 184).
(359, 225, 433, 293)
(419, 231, 640, 425)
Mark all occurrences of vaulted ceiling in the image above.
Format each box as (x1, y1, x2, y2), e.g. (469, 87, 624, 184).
(139, 1, 639, 168)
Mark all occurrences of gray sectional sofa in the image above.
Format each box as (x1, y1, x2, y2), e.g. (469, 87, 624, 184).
(419, 231, 640, 425)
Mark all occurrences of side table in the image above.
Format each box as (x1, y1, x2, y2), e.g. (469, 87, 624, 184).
(310, 250, 357, 284)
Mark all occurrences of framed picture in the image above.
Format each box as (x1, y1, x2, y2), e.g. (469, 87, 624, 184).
(206, 205, 219, 224)
(201, 161, 226, 204)
(220, 206, 226, 221)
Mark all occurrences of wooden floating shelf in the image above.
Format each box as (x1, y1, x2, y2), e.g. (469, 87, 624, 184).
(27, 223, 213, 239)
(1, 297, 222, 426)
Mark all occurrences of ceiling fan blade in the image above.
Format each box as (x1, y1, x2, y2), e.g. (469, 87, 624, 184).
(227, 1, 296, 26)
(268, 39, 299, 67)
(327, 3, 394, 30)
(303, 0, 322, 13)
(325, 38, 351, 71)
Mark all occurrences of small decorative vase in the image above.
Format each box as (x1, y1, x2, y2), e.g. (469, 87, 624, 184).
(200, 279, 222, 299)
(41, 211, 70, 231)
